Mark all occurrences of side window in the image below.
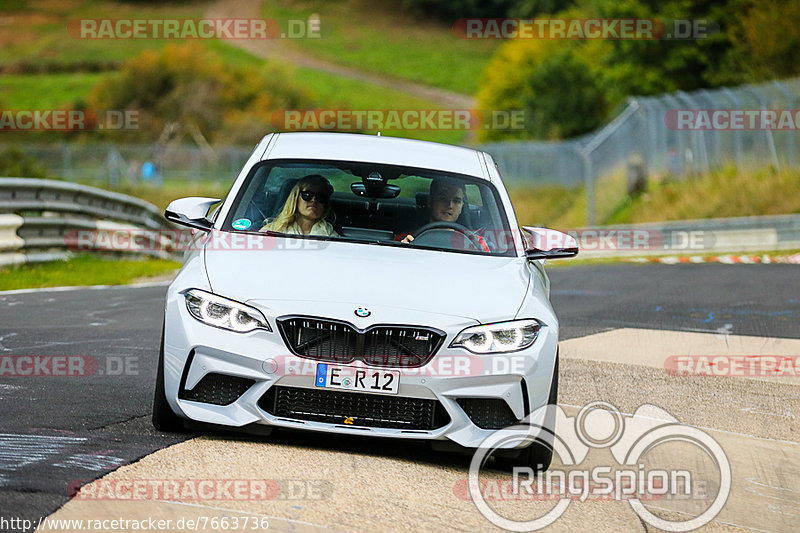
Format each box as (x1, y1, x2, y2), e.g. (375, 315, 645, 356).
(229, 166, 269, 229)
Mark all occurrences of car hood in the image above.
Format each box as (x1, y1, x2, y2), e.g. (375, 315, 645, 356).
(203, 235, 530, 323)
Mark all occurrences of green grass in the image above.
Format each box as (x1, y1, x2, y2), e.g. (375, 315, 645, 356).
(508, 184, 582, 228)
(0, 254, 181, 291)
(0, 0, 207, 69)
(0, 72, 103, 108)
(113, 181, 232, 212)
(208, 42, 469, 144)
(203, 41, 467, 144)
(508, 166, 800, 230)
(289, 66, 468, 145)
(611, 166, 800, 223)
(261, 0, 498, 95)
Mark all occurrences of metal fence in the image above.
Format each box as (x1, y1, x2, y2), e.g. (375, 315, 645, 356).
(15, 143, 254, 186)
(480, 77, 800, 223)
(4, 78, 799, 224)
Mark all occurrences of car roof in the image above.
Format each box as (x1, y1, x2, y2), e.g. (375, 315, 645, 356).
(264, 132, 488, 179)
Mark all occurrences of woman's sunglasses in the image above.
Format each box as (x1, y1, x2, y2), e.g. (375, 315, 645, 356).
(299, 190, 329, 203)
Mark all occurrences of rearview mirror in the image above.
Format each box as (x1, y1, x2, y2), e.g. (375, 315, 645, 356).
(165, 197, 221, 231)
(521, 226, 578, 260)
(350, 182, 401, 199)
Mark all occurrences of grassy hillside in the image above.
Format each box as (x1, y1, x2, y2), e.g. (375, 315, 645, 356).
(0, 0, 204, 69)
(260, 0, 499, 95)
(204, 42, 469, 145)
(0, 72, 102, 108)
(0, 0, 493, 145)
(608, 166, 800, 224)
(508, 166, 800, 229)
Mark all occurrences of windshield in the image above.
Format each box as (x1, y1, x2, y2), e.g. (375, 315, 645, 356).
(222, 159, 515, 256)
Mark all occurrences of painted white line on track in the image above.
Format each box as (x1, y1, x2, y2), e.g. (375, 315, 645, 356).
(0, 434, 87, 470)
(740, 407, 795, 419)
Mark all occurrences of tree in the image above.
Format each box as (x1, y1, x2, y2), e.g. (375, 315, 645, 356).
(725, 0, 800, 81)
(475, 0, 779, 141)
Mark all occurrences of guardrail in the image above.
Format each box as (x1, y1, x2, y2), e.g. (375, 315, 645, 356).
(0, 178, 174, 266)
(2, 177, 799, 267)
(570, 214, 800, 259)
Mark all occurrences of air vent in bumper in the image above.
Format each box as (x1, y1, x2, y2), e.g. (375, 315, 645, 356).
(259, 386, 450, 430)
(179, 373, 255, 406)
(456, 398, 519, 429)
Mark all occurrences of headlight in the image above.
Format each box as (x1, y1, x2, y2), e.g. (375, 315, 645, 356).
(450, 319, 540, 354)
(183, 289, 271, 333)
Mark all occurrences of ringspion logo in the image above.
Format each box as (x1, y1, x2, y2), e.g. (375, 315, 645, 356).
(467, 402, 730, 531)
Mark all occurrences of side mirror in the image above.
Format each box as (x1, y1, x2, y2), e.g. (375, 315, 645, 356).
(165, 197, 221, 232)
(521, 226, 579, 260)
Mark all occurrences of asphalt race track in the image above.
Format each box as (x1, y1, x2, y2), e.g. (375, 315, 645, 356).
(0, 263, 798, 532)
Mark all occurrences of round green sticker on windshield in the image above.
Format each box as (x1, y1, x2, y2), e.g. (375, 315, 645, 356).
(232, 218, 252, 230)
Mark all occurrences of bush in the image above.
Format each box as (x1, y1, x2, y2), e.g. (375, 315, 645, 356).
(0, 146, 48, 178)
(88, 43, 311, 144)
(726, 0, 800, 81)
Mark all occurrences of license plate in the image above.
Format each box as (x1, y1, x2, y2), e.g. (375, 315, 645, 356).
(315, 363, 399, 395)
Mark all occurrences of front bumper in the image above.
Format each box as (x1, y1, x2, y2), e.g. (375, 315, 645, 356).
(162, 289, 559, 450)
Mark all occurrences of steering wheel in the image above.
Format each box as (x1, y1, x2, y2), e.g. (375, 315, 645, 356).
(412, 221, 482, 251)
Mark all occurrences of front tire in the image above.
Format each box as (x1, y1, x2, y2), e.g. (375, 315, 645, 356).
(152, 325, 184, 432)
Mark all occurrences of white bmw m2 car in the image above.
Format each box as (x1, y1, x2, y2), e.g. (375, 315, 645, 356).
(153, 132, 577, 470)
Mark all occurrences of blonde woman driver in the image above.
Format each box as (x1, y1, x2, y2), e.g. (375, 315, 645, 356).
(260, 174, 338, 236)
